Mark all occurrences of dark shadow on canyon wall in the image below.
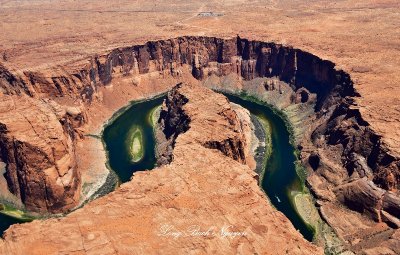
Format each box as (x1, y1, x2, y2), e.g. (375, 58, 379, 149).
(0, 37, 399, 222)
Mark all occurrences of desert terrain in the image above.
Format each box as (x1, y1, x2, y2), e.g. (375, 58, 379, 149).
(0, 0, 398, 154)
(0, 0, 399, 254)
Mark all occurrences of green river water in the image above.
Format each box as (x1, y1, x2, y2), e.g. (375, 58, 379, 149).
(1, 92, 314, 241)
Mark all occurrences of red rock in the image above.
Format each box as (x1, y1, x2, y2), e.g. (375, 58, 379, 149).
(0, 83, 322, 255)
(0, 94, 81, 213)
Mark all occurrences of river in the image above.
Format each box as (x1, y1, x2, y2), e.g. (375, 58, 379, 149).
(102, 92, 314, 240)
(1, 92, 314, 241)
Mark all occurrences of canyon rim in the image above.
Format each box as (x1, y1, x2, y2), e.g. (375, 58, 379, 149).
(0, 0, 399, 255)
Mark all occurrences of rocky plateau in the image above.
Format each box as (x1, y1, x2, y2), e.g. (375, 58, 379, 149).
(0, 83, 322, 255)
(0, 0, 399, 254)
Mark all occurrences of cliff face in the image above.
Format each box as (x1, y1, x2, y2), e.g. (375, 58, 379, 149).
(320, 99, 399, 191)
(158, 83, 248, 166)
(0, 83, 322, 255)
(157, 83, 191, 164)
(2, 36, 396, 192)
(0, 94, 83, 213)
(0, 36, 398, 251)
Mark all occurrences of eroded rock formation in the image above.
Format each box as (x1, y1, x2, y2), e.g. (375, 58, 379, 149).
(0, 36, 399, 253)
(0, 83, 322, 255)
(3, 36, 397, 191)
(0, 94, 83, 213)
(157, 83, 191, 164)
(158, 83, 250, 166)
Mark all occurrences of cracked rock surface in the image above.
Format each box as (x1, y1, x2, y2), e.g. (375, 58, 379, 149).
(0, 83, 322, 255)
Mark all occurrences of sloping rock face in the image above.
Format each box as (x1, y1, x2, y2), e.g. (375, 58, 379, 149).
(0, 64, 32, 96)
(2, 36, 396, 192)
(158, 83, 249, 165)
(0, 94, 83, 213)
(0, 36, 399, 252)
(0, 83, 322, 255)
(157, 84, 191, 164)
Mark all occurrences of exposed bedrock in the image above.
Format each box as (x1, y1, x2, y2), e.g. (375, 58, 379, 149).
(335, 178, 400, 228)
(0, 94, 85, 213)
(158, 83, 251, 168)
(0, 83, 322, 254)
(2, 36, 397, 187)
(157, 83, 191, 164)
(0, 36, 399, 233)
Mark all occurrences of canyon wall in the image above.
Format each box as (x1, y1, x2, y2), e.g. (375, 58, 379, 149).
(0, 94, 84, 213)
(0, 36, 398, 225)
(0, 83, 323, 255)
(158, 82, 249, 166)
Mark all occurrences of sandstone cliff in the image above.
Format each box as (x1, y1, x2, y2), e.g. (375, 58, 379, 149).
(0, 83, 322, 255)
(2, 36, 396, 191)
(0, 36, 399, 253)
(0, 94, 83, 213)
(158, 82, 249, 166)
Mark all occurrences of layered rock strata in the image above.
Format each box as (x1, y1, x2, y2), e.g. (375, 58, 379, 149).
(2, 36, 397, 191)
(158, 83, 250, 167)
(0, 83, 322, 255)
(0, 36, 398, 252)
(0, 94, 84, 213)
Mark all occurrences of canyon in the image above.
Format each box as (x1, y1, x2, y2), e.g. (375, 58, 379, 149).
(0, 35, 398, 254)
(0, 83, 323, 255)
(0, 0, 399, 254)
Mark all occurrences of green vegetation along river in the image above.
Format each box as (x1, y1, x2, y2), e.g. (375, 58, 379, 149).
(102, 95, 165, 183)
(102, 92, 315, 240)
(1, 91, 315, 241)
(0, 204, 33, 235)
(224, 93, 315, 241)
